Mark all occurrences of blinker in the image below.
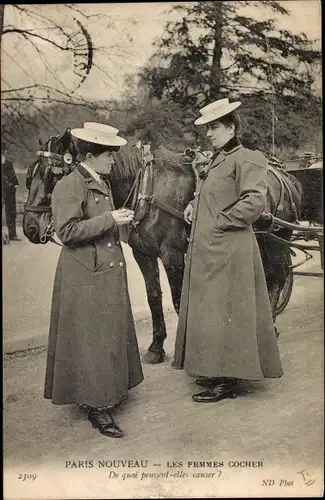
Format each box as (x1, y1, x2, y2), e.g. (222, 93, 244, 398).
(63, 152, 73, 165)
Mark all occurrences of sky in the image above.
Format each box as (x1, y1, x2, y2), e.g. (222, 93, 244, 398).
(1, 1, 322, 103)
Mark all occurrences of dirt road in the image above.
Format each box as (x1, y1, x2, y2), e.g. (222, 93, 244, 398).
(3, 252, 324, 498)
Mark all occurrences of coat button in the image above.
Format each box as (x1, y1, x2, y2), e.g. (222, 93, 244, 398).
(119, 262, 124, 267)
(105, 196, 109, 200)
(109, 262, 114, 267)
(115, 241, 120, 245)
(107, 242, 112, 248)
(95, 197, 99, 203)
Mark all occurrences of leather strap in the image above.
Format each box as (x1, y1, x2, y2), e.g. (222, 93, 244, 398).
(269, 166, 298, 220)
(151, 197, 184, 220)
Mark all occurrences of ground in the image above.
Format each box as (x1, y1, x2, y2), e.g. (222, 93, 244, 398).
(3, 229, 324, 498)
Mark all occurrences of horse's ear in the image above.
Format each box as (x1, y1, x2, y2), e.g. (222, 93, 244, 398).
(63, 127, 71, 138)
(61, 128, 72, 150)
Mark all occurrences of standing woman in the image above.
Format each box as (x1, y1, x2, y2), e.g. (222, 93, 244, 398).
(173, 99, 283, 402)
(44, 123, 143, 437)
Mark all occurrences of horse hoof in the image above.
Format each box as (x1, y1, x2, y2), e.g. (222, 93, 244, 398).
(143, 351, 164, 364)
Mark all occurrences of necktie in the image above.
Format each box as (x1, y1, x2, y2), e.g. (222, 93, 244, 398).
(99, 174, 109, 187)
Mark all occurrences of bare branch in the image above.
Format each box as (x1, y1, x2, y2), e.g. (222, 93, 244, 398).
(11, 4, 72, 39)
(1, 95, 112, 111)
(3, 28, 72, 51)
(63, 4, 106, 21)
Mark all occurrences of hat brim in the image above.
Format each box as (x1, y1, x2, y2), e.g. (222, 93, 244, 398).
(199, 99, 229, 115)
(194, 102, 241, 126)
(71, 128, 127, 146)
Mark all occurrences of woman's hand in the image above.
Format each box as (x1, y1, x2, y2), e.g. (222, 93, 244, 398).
(184, 204, 194, 224)
(111, 208, 135, 226)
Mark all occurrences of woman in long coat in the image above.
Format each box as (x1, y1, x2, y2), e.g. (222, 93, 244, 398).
(173, 99, 283, 403)
(44, 123, 143, 437)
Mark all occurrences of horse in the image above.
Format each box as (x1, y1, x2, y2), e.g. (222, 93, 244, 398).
(23, 128, 194, 364)
(23, 129, 303, 361)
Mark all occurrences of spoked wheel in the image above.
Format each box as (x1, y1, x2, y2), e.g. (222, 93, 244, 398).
(275, 254, 294, 316)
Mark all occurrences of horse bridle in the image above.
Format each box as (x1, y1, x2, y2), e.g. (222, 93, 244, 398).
(24, 137, 75, 243)
(24, 139, 193, 244)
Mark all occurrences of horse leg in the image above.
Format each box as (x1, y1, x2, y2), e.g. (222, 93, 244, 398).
(257, 233, 283, 338)
(268, 282, 282, 337)
(266, 244, 293, 339)
(132, 249, 167, 364)
(159, 244, 185, 315)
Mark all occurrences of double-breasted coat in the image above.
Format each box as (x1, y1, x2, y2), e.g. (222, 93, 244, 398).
(44, 165, 143, 407)
(173, 137, 283, 381)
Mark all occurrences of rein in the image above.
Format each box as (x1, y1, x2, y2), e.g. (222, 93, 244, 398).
(269, 166, 299, 221)
(132, 144, 185, 225)
(25, 141, 188, 246)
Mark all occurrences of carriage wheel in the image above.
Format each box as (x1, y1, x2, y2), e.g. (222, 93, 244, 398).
(275, 254, 294, 316)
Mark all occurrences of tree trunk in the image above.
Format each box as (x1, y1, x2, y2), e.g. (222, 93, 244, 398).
(210, 2, 223, 100)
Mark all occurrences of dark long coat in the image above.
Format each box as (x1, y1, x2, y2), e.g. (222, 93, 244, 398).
(44, 165, 143, 407)
(2, 159, 19, 238)
(173, 138, 283, 381)
(2, 159, 19, 191)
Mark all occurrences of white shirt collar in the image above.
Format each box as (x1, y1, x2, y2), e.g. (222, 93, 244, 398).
(80, 162, 103, 184)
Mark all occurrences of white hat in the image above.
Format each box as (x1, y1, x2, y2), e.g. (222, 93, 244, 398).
(71, 122, 127, 146)
(195, 98, 241, 126)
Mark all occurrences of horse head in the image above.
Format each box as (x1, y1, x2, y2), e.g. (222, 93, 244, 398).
(183, 147, 213, 184)
(23, 128, 77, 244)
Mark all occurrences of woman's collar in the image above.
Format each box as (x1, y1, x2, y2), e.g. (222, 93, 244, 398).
(79, 162, 102, 184)
(222, 136, 242, 153)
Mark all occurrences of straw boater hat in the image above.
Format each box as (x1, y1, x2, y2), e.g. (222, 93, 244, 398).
(71, 122, 127, 146)
(194, 98, 241, 126)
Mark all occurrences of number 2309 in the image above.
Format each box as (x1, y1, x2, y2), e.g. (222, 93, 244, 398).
(18, 473, 37, 481)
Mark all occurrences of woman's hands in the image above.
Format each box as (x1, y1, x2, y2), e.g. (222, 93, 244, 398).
(184, 203, 194, 224)
(111, 208, 135, 226)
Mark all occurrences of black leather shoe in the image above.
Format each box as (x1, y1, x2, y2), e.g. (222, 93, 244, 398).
(195, 377, 225, 388)
(192, 382, 239, 403)
(88, 408, 123, 438)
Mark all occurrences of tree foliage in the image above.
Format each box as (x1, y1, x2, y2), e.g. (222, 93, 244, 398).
(137, 1, 321, 155)
(140, 1, 321, 106)
(1, 2, 322, 165)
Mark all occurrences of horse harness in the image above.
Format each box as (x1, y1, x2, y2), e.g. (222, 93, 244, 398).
(24, 141, 185, 244)
(24, 137, 75, 244)
(25, 140, 299, 245)
(268, 166, 299, 221)
(121, 144, 185, 230)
